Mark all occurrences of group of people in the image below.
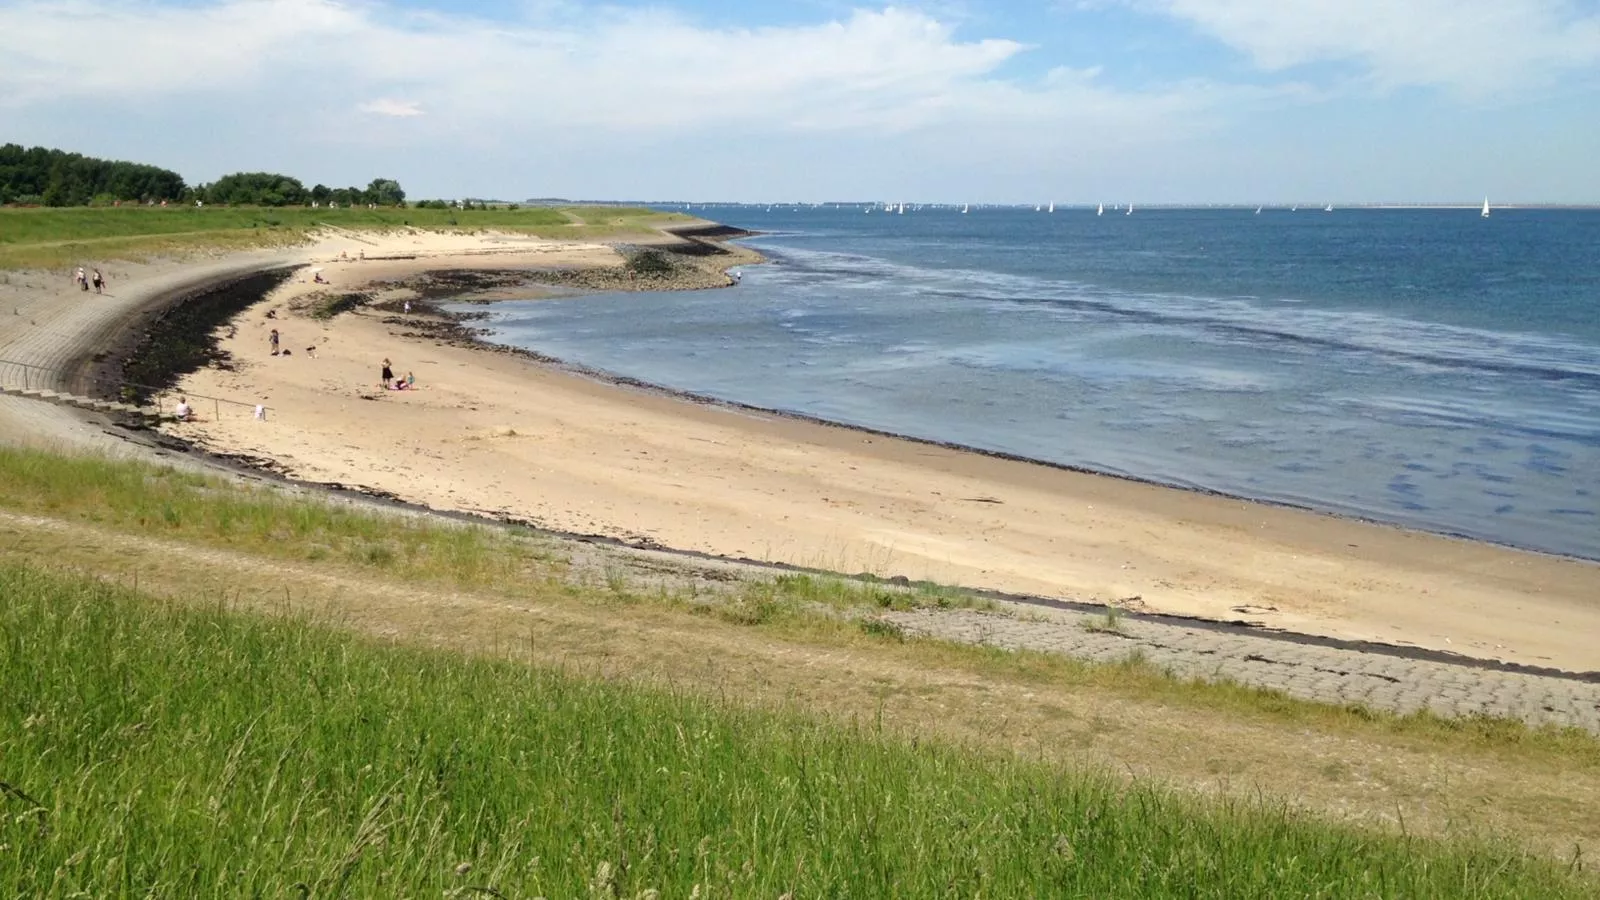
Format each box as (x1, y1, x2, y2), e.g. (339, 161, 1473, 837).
(73, 267, 105, 293)
(381, 357, 415, 390)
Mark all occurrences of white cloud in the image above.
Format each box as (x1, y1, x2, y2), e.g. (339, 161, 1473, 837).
(359, 98, 424, 117)
(1136, 0, 1600, 95)
(0, 0, 1243, 141)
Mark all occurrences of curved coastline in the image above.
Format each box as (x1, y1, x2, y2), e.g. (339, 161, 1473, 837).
(455, 323, 1599, 567)
(17, 227, 1595, 673)
(450, 237, 1596, 566)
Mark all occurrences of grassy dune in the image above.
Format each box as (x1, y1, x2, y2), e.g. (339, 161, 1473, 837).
(3, 563, 1593, 898)
(0, 204, 686, 269)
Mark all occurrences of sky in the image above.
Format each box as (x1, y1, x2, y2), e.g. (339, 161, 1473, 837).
(3, 0, 1599, 204)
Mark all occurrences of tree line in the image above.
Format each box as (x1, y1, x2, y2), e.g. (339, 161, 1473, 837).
(0, 144, 407, 208)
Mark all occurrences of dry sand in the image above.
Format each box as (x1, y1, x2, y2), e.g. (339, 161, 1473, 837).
(135, 230, 1600, 674)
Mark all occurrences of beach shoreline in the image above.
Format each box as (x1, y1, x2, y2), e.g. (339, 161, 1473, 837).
(89, 227, 1590, 674)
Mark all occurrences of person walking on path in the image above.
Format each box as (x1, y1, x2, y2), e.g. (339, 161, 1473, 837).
(74, 267, 87, 291)
(269, 328, 280, 356)
(381, 357, 394, 387)
(91, 269, 104, 293)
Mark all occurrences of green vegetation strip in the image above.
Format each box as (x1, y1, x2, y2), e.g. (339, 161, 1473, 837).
(3, 444, 1598, 763)
(0, 205, 686, 269)
(2, 563, 1591, 898)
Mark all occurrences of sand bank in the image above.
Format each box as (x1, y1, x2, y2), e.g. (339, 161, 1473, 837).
(147, 231, 1600, 673)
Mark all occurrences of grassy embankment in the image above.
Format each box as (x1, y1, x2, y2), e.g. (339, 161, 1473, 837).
(1, 443, 1599, 896)
(0, 204, 684, 269)
(3, 561, 1595, 898)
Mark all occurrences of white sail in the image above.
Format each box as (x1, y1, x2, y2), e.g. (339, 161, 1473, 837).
(1324, 203, 1333, 212)
(1481, 197, 1491, 218)
(1126, 203, 1133, 215)
(962, 204, 969, 214)
(1048, 202, 1055, 213)
(1255, 206, 1262, 214)
(1096, 203, 1103, 216)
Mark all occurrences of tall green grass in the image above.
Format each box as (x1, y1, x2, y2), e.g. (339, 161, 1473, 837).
(1, 563, 1589, 898)
(0, 444, 559, 587)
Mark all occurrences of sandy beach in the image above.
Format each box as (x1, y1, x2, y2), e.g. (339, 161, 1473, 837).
(76, 227, 1585, 674)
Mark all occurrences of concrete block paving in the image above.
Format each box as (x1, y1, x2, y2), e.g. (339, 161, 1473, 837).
(883, 607, 1600, 734)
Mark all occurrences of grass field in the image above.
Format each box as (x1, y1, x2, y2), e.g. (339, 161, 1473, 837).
(0, 204, 687, 269)
(3, 562, 1594, 898)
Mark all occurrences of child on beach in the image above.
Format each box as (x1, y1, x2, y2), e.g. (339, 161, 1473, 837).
(381, 357, 393, 386)
(269, 328, 280, 355)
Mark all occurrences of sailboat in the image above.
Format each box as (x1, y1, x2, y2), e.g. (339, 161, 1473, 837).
(1255, 206, 1262, 214)
(1481, 197, 1491, 218)
(1096, 203, 1104, 216)
(1324, 202, 1333, 212)
(897, 202, 905, 215)
(1126, 203, 1134, 215)
(1048, 202, 1055, 213)
(962, 203, 969, 214)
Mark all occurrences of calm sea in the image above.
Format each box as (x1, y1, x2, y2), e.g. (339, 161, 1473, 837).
(458, 205, 1600, 560)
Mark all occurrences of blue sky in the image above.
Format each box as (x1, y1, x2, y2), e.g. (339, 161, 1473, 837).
(3, 0, 1599, 203)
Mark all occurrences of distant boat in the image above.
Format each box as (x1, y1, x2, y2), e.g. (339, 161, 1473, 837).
(1035, 204, 1042, 212)
(1291, 205, 1298, 212)
(1048, 202, 1055, 213)
(897, 202, 905, 215)
(1324, 203, 1333, 212)
(1481, 197, 1491, 218)
(1126, 203, 1133, 215)
(962, 204, 969, 214)
(1255, 206, 1262, 214)
(1096, 203, 1104, 216)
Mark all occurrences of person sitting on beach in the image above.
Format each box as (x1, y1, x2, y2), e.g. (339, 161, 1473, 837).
(174, 397, 193, 421)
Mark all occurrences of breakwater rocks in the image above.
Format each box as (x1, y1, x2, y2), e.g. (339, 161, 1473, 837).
(93, 266, 301, 400)
(377, 247, 761, 305)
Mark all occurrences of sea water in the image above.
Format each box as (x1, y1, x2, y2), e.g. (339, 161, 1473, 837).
(458, 206, 1600, 560)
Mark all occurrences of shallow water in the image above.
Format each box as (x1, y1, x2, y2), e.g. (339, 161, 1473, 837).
(455, 206, 1600, 560)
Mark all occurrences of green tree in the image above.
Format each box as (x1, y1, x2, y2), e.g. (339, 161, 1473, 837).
(203, 172, 308, 207)
(366, 178, 405, 206)
(0, 143, 186, 206)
